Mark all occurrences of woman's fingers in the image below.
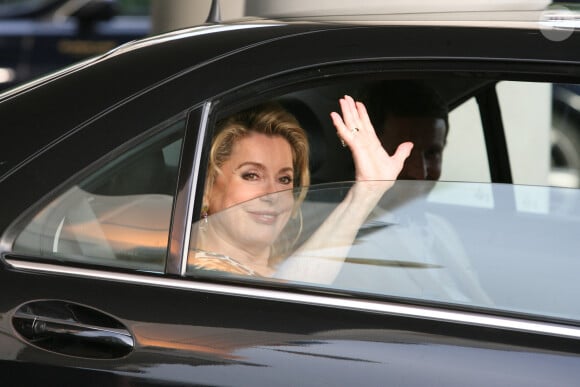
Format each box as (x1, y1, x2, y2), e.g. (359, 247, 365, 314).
(331, 95, 369, 147)
(340, 95, 361, 131)
(330, 111, 348, 145)
(331, 96, 359, 147)
(355, 101, 374, 133)
(392, 142, 414, 165)
(330, 111, 345, 129)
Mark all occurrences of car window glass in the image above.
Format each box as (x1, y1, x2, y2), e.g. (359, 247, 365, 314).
(11, 118, 185, 272)
(186, 181, 580, 323)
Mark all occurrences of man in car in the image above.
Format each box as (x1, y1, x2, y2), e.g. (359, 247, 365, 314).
(342, 81, 491, 304)
(363, 79, 449, 181)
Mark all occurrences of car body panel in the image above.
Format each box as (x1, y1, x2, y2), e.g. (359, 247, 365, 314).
(1, 263, 580, 386)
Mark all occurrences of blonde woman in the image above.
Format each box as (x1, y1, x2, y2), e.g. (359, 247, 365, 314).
(189, 96, 413, 283)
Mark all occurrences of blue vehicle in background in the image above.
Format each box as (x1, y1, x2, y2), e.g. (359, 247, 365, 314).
(0, 0, 150, 90)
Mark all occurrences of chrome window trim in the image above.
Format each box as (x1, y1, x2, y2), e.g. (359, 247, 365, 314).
(178, 101, 212, 276)
(6, 258, 580, 341)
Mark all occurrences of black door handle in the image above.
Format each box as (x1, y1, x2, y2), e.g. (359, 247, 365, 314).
(12, 300, 134, 359)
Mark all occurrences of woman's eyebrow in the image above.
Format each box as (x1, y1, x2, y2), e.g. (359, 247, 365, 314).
(234, 162, 265, 171)
(235, 163, 293, 173)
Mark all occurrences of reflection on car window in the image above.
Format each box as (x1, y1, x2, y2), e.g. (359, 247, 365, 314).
(11, 118, 185, 272)
(187, 180, 580, 323)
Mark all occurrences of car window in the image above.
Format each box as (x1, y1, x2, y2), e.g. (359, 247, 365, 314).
(186, 180, 580, 323)
(10, 117, 185, 272)
(183, 74, 580, 324)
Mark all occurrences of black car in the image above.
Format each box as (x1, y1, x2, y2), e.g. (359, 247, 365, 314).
(1, 5, 580, 386)
(0, 0, 149, 91)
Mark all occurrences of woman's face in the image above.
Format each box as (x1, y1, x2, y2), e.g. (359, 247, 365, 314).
(207, 132, 295, 252)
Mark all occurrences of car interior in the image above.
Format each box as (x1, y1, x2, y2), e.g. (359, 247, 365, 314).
(268, 76, 495, 185)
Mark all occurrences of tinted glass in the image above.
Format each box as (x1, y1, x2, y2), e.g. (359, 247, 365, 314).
(187, 181, 580, 323)
(11, 118, 185, 272)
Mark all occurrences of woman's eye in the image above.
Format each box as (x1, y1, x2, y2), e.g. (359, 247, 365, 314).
(242, 172, 260, 181)
(279, 176, 293, 185)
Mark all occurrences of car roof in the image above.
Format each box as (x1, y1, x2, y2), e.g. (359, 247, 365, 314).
(110, 5, 580, 59)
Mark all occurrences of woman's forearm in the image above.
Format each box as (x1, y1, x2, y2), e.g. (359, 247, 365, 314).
(275, 181, 392, 283)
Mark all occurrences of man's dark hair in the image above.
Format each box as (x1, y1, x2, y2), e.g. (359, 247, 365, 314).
(362, 80, 449, 135)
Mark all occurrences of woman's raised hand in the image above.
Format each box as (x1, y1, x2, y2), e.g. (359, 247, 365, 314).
(330, 95, 413, 182)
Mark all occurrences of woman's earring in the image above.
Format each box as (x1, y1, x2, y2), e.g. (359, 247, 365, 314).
(200, 204, 209, 231)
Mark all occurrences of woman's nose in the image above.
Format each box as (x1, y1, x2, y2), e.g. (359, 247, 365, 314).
(259, 179, 278, 202)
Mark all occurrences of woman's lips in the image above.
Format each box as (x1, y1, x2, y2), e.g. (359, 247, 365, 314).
(247, 210, 281, 225)
(247, 210, 286, 225)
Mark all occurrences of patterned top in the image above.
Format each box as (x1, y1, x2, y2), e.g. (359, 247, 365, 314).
(189, 249, 259, 276)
